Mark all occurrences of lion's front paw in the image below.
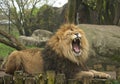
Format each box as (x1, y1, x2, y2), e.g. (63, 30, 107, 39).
(75, 71, 94, 79)
(75, 70, 111, 80)
(89, 70, 111, 79)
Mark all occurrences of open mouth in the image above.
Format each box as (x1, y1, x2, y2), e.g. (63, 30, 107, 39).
(72, 38, 81, 54)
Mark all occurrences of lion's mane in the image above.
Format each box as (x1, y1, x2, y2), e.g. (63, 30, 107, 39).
(45, 24, 89, 64)
(2, 24, 89, 79)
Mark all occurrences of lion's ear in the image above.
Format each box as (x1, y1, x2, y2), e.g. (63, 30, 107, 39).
(56, 35, 62, 42)
(56, 35, 60, 40)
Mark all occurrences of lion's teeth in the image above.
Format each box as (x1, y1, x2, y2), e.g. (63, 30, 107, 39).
(74, 39, 76, 42)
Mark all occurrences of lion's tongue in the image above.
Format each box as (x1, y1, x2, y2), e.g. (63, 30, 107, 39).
(73, 44, 80, 53)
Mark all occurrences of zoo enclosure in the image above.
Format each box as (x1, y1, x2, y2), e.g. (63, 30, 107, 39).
(0, 70, 117, 84)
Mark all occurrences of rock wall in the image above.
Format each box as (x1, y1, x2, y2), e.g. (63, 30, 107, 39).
(77, 24, 120, 65)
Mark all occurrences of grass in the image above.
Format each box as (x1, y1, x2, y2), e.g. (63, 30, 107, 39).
(0, 43, 43, 58)
(0, 25, 43, 58)
(0, 25, 19, 58)
(0, 43, 15, 58)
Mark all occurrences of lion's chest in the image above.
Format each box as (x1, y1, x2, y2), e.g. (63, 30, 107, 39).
(42, 49, 81, 79)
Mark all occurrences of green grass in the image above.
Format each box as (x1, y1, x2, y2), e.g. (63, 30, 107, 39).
(0, 43, 15, 58)
(0, 25, 19, 58)
(0, 43, 43, 58)
(0, 25, 43, 58)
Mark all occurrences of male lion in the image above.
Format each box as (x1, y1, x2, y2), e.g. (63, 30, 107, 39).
(2, 24, 110, 79)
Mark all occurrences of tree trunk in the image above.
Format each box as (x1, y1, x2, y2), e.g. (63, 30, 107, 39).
(0, 29, 26, 50)
(16, 22, 25, 35)
(113, 1, 120, 25)
(67, 0, 76, 23)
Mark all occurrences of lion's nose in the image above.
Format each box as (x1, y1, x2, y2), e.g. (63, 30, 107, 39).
(75, 33, 79, 38)
(74, 33, 81, 38)
(75, 33, 79, 36)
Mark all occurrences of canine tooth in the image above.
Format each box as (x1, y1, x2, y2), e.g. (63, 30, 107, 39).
(74, 39, 76, 42)
(78, 33, 82, 37)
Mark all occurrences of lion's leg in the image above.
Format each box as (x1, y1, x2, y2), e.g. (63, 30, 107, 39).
(75, 70, 111, 79)
(75, 71, 94, 79)
(89, 70, 111, 79)
(5, 52, 22, 74)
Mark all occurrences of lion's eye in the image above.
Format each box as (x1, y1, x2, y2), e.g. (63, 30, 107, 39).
(66, 32, 72, 35)
(70, 28, 73, 31)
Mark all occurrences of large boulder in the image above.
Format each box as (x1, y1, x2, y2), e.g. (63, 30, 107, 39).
(78, 24, 120, 64)
(32, 29, 53, 41)
(19, 29, 53, 47)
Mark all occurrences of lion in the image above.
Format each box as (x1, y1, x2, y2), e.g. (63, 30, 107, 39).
(2, 24, 110, 79)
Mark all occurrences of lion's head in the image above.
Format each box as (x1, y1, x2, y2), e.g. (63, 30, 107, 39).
(47, 24, 89, 64)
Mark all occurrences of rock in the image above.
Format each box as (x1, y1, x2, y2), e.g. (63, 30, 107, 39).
(32, 29, 53, 41)
(19, 29, 53, 47)
(78, 24, 120, 62)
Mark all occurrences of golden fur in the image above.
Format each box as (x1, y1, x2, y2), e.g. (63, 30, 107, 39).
(47, 24, 89, 64)
(2, 24, 110, 79)
(2, 48, 43, 74)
